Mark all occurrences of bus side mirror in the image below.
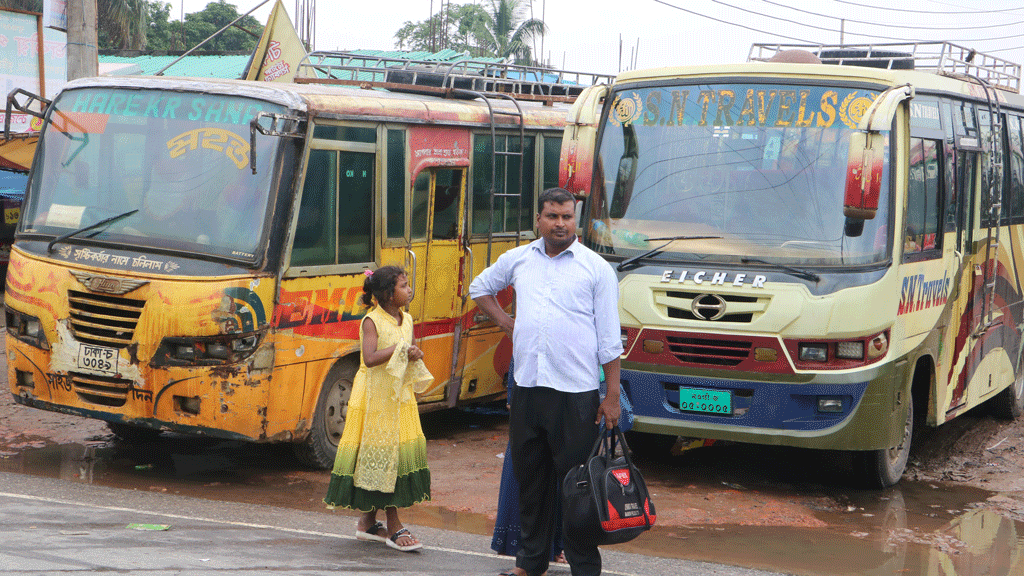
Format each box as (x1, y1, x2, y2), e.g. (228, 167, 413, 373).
(843, 130, 885, 220)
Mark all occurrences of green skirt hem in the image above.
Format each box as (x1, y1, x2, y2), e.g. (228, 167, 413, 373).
(323, 467, 431, 512)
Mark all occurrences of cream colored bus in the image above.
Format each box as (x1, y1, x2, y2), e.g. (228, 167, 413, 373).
(561, 43, 1024, 486)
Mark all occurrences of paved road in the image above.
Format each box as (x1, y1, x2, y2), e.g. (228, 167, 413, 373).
(0, 471, 790, 575)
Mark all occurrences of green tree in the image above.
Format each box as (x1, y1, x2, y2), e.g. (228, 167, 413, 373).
(394, 0, 545, 65)
(94, 0, 262, 53)
(144, 1, 182, 51)
(0, 0, 42, 12)
(98, 0, 148, 49)
(477, 0, 546, 65)
(183, 0, 262, 53)
(394, 3, 489, 56)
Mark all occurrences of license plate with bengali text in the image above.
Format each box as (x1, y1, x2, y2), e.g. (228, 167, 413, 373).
(678, 387, 732, 415)
(77, 343, 118, 375)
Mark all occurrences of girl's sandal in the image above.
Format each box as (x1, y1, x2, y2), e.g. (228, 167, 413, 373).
(355, 520, 387, 543)
(386, 527, 423, 552)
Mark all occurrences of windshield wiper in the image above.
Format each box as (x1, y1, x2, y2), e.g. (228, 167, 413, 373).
(740, 257, 821, 282)
(47, 209, 139, 253)
(616, 235, 721, 272)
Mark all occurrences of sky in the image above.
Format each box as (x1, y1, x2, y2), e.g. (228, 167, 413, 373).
(163, 0, 1024, 83)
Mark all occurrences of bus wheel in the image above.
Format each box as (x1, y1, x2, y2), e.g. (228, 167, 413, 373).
(990, 374, 1024, 420)
(107, 421, 162, 442)
(294, 359, 355, 469)
(855, 400, 913, 488)
(625, 430, 678, 462)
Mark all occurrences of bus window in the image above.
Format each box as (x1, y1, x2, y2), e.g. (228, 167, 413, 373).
(337, 151, 374, 263)
(411, 171, 430, 240)
(1007, 115, 1024, 220)
(312, 125, 376, 143)
(472, 134, 535, 234)
(432, 169, 462, 239)
(387, 129, 407, 239)
(543, 136, 562, 190)
(905, 138, 942, 258)
(953, 100, 977, 139)
(292, 149, 338, 266)
(291, 150, 374, 266)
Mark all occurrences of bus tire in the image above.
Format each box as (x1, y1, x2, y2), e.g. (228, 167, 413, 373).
(107, 421, 162, 442)
(624, 430, 677, 462)
(990, 374, 1024, 420)
(293, 359, 356, 469)
(854, 400, 913, 488)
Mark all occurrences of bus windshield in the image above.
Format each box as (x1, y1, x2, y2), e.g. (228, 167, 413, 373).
(588, 83, 891, 267)
(22, 87, 287, 263)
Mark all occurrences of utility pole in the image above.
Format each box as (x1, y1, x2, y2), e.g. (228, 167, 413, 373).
(66, 0, 98, 80)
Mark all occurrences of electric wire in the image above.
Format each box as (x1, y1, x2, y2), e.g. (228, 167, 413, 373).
(759, 0, 1024, 30)
(710, 0, 938, 41)
(699, 0, 1024, 48)
(835, 0, 1024, 14)
(652, 0, 817, 44)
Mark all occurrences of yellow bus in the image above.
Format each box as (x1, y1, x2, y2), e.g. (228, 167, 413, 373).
(4, 53, 611, 468)
(561, 43, 1024, 486)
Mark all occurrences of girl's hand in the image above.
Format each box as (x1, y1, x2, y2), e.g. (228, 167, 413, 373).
(407, 344, 424, 361)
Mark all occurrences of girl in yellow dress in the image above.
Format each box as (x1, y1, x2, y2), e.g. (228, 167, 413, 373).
(324, 266, 432, 552)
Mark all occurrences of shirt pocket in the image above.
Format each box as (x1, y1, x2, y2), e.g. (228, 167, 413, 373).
(554, 264, 596, 316)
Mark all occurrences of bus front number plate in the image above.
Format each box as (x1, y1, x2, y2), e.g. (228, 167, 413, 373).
(77, 343, 118, 375)
(679, 387, 731, 415)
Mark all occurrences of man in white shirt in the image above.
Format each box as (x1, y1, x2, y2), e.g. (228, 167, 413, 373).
(470, 188, 623, 576)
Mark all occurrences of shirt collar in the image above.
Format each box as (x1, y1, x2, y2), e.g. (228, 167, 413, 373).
(530, 236, 580, 258)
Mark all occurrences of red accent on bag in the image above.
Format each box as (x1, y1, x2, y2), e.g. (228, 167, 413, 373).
(612, 469, 630, 486)
(602, 498, 656, 531)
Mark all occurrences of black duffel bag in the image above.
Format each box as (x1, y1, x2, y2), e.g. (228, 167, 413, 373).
(562, 425, 655, 545)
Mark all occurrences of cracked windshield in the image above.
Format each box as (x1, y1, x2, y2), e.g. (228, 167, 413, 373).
(22, 88, 284, 262)
(588, 83, 890, 266)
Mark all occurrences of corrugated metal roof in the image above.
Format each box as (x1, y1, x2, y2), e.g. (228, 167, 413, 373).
(98, 54, 252, 79)
(97, 49, 502, 80)
(344, 48, 505, 64)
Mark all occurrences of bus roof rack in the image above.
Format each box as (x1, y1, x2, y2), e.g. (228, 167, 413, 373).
(294, 51, 615, 104)
(749, 42, 1022, 93)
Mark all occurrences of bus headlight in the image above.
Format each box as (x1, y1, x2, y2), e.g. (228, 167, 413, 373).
(786, 330, 890, 370)
(5, 306, 49, 350)
(836, 341, 864, 360)
(798, 343, 828, 362)
(154, 330, 264, 367)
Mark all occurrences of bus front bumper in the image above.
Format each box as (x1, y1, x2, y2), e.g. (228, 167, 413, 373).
(623, 361, 904, 451)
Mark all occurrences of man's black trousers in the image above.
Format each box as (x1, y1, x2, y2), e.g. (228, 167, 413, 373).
(510, 385, 601, 576)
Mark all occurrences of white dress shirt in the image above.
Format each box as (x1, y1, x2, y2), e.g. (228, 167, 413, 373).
(469, 237, 623, 393)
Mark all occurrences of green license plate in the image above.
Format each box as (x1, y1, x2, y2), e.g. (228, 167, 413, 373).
(679, 387, 732, 415)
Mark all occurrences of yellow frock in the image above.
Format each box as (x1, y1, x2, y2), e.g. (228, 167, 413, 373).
(324, 306, 432, 511)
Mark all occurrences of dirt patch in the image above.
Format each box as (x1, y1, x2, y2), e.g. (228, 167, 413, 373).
(904, 406, 1024, 521)
(6, 373, 1024, 531)
(905, 407, 1024, 492)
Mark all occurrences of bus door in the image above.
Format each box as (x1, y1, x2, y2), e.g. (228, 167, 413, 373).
(408, 167, 467, 403)
(945, 145, 982, 414)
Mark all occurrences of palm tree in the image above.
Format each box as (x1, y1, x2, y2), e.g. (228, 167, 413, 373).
(99, 0, 148, 50)
(477, 0, 546, 66)
(0, 0, 42, 12)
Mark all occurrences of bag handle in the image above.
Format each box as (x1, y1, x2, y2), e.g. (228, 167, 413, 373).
(608, 425, 653, 530)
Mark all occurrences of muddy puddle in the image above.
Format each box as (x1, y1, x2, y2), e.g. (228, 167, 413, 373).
(1, 435, 1022, 576)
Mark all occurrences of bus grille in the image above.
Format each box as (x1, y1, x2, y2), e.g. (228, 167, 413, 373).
(665, 336, 753, 366)
(72, 372, 132, 407)
(68, 290, 145, 349)
(663, 291, 763, 323)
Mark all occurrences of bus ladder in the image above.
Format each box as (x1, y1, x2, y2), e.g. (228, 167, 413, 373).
(453, 89, 527, 267)
(974, 76, 1005, 334)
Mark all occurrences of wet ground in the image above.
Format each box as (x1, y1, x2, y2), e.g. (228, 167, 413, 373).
(3, 396, 1024, 576)
(4, 326, 1024, 576)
